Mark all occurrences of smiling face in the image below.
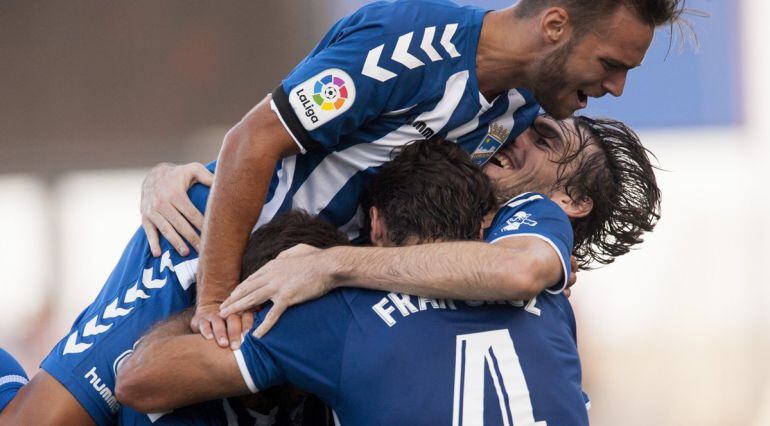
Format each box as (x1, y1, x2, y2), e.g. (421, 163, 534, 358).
(483, 115, 598, 202)
(531, 5, 654, 119)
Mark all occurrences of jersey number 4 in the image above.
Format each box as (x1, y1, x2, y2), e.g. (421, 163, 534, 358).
(452, 329, 546, 426)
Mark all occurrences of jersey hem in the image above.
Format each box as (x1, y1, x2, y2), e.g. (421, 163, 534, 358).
(233, 348, 259, 393)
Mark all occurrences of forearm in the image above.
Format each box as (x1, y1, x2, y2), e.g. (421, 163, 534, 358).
(117, 311, 196, 410)
(116, 310, 248, 412)
(197, 99, 296, 303)
(325, 242, 546, 300)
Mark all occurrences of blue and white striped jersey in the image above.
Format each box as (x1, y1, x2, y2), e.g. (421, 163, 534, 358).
(486, 192, 574, 294)
(263, 0, 540, 239)
(235, 193, 588, 425)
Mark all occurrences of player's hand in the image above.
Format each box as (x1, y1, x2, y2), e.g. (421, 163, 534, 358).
(564, 256, 579, 298)
(219, 244, 332, 338)
(191, 302, 254, 350)
(140, 162, 214, 257)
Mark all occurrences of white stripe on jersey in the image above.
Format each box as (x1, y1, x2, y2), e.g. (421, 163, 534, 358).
(233, 348, 259, 393)
(291, 70, 470, 215)
(338, 206, 365, 241)
(0, 374, 28, 387)
(446, 107, 482, 141)
(491, 89, 527, 136)
(255, 156, 298, 230)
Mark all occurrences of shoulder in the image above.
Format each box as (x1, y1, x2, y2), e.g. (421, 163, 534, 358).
(490, 193, 569, 234)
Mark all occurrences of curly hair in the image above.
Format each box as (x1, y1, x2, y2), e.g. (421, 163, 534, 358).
(547, 116, 661, 268)
(241, 211, 350, 280)
(361, 139, 497, 246)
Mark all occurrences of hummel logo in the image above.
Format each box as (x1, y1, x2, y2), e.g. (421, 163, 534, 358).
(412, 120, 435, 139)
(84, 367, 120, 413)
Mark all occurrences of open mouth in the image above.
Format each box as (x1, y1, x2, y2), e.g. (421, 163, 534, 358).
(577, 90, 588, 107)
(489, 151, 515, 170)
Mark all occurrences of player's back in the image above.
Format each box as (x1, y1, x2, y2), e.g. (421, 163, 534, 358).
(239, 287, 589, 425)
(333, 289, 588, 425)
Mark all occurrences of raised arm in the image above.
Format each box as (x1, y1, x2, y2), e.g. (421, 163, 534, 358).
(193, 95, 300, 348)
(115, 309, 249, 413)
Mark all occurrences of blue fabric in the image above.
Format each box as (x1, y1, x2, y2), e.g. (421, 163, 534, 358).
(237, 194, 586, 425)
(40, 184, 210, 425)
(486, 192, 574, 293)
(239, 290, 588, 425)
(0, 348, 28, 413)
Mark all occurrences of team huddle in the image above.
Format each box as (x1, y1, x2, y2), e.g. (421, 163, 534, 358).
(0, 0, 682, 424)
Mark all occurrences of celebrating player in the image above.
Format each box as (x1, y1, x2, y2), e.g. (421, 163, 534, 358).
(181, 0, 683, 347)
(118, 137, 594, 424)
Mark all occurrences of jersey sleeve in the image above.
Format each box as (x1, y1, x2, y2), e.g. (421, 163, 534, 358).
(270, 3, 470, 152)
(233, 291, 354, 405)
(485, 193, 574, 294)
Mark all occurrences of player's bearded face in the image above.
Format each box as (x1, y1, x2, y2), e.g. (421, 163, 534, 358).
(530, 41, 574, 120)
(530, 7, 654, 120)
(483, 116, 589, 200)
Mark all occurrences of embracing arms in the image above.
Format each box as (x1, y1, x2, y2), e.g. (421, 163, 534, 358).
(114, 309, 249, 413)
(220, 235, 568, 337)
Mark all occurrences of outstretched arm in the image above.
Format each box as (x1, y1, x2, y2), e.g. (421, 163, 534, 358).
(115, 309, 250, 413)
(221, 236, 564, 337)
(193, 95, 300, 349)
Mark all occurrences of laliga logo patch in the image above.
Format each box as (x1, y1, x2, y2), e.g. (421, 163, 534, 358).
(313, 74, 349, 111)
(290, 68, 356, 131)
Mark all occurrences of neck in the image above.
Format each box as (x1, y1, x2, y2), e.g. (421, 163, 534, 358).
(476, 8, 540, 100)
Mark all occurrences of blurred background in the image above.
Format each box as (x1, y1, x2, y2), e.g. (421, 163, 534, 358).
(0, 0, 765, 424)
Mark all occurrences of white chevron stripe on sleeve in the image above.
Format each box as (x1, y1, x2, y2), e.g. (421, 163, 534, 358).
(83, 316, 112, 337)
(141, 268, 167, 289)
(103, 298, 133, 319)
(160, 250, 174, 273)
(420, 26, 443, 62)
(391, 32, 424, 69)
(63, 332, 92, 355)
(440, 23, 461, 58)
(124, 283, 150, 304)
(362, 44, 398, 82)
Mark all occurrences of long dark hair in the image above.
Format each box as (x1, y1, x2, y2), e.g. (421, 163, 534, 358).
(550, 116, 662, 268)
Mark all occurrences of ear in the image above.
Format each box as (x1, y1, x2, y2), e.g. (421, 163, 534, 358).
(369, 206, 388, 247)
(551, 190, 593, 219)
(539, 7, 572, 45)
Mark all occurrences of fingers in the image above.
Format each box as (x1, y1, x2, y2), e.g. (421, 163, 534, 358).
(564, 288, 572, 298)
(253, 303, 287, 339)
(191, 163, 215, 187)
(142, 218, 162, 257)
(161, 200, 201, 253)
(148, 211, 189, 256)
(226, 315, 243, 350)
(210, 316, 229, 348)
(220, 285, 272, 318)
(568, 271, 577, 288)
(196, 318, 213, 340)
(172, 195, 206, 237)
(568, 255, 579, 288)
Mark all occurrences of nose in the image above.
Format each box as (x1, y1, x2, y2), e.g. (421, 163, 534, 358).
(602, 70, 628, 97)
